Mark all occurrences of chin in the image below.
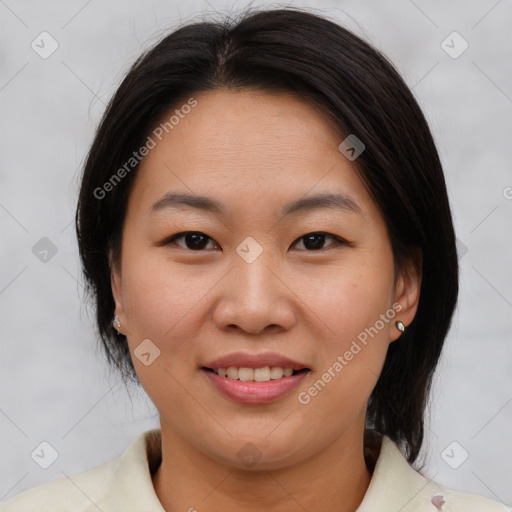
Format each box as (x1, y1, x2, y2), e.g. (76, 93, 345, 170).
(207, 433, 310, 471)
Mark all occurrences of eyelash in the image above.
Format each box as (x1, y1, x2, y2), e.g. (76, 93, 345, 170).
(161, 231, 350, 252)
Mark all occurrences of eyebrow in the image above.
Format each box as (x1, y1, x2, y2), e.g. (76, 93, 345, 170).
(150, 191, 362, 217)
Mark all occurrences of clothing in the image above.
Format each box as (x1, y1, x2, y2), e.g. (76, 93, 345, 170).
(1, 429, 509, 511)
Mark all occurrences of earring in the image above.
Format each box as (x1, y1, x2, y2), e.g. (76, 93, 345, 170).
(113, 315, 121, 331)
(395, 320, 406, 333)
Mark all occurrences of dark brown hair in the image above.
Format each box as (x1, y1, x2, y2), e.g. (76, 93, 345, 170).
(75, 6, 459, 465)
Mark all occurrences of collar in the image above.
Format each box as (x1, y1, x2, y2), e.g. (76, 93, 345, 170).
(100, 428, 451, 511)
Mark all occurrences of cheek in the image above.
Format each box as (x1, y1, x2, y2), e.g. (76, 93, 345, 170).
(119, 252, 210, 408)
(121, 253, 209, 344)
(295, 254, 395, 410)
(297, 254, 395, 349)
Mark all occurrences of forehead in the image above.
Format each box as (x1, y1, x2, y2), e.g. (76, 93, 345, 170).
(128, 88, 377, 220)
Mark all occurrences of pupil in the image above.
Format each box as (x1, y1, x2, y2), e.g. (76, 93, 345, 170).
(184, 233, 326, 250)
(186, 232, 208, 250)
(304, 233, 325, 250)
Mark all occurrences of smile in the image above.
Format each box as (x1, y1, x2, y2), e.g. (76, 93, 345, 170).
(201, 367, 310, 404)
(203, 366, 309, 381)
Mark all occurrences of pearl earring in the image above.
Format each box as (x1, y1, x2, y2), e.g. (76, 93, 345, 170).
(395, 320, 406, 333)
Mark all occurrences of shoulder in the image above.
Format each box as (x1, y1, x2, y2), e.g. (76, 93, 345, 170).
(364, 435, 511, 511)
(0, 429, 162, 512)
(0, 459, 117, 512)
(435, 486, 511, 511)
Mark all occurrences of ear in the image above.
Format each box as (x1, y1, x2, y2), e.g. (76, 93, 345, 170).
(109, 249, 126, 335)
(390, 247, 422, 342)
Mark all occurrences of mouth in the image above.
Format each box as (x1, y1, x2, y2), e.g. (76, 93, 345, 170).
(201, 366, 310, 381)
(199, 352, 311, 404)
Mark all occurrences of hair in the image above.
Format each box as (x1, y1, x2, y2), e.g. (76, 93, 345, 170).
(75, 6, 459, 465)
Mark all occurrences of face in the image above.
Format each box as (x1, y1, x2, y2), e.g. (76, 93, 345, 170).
(111, 88, 421, 470)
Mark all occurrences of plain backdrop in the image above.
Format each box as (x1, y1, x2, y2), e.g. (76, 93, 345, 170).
(1, 0, 511, 507)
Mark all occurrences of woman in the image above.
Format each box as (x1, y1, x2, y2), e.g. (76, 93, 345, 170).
(1, 6, 508, 512)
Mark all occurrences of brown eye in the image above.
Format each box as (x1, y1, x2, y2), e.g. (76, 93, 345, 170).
(161, 231, 348, 252)
(292, 232, 346, 251)
(165, 231, 218, 250)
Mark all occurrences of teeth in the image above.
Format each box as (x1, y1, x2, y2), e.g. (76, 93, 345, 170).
(215, 366, 296, 381)
(238, 368, 254, 381)
(254, 367, 270, 382)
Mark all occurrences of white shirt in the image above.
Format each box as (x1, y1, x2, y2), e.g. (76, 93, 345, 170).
(0, 429, 509, 511)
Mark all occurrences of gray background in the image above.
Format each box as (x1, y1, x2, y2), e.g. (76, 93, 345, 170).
(1, 0, 511, 507)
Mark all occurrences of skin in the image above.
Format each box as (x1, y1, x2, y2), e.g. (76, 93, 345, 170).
(110, 88, 421, 512)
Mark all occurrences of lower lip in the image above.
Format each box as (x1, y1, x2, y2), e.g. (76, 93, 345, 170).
(201, 368, 310, 404)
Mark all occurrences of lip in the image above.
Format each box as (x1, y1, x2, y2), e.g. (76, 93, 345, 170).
(201, 368, 310, 404)
(202, 351, 310, 371)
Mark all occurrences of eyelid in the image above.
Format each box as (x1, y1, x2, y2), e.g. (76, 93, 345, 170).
(291, 232, 351, 250)
(156, 231, 218, 249)
(159, 231, 352, 251)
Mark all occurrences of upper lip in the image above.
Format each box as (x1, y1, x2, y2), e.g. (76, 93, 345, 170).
(202, 352, 310, 371)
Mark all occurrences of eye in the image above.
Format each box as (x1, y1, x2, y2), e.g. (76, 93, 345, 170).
(163, 231, 219, 251)
(162, 231, 348, 252)
(291, 232, 347, 251)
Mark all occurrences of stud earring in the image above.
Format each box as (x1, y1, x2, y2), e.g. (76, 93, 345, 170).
(395, 320, 406, 333)
(113, 315, 121, 331)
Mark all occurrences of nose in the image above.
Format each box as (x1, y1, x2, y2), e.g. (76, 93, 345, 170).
(212, 250, 296, 336)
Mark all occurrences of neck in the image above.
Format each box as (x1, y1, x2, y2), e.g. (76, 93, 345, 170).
(152, 420, 374, 512)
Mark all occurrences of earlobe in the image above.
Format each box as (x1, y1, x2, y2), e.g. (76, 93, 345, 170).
(391, 248, 422, 342)
(109, 250, 125, 334)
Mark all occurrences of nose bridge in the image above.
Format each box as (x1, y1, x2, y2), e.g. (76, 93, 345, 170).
(213, 236, 295, 334)
(233, 236, 279, 302)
